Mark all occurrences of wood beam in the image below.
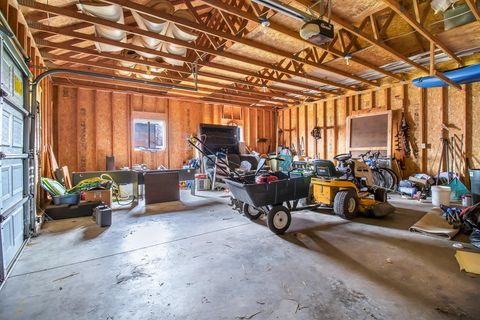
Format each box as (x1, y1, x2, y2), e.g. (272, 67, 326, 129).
(20, 2, 357, 92)
(412, 0, 421, 24)
(96, 0, 376, 88)
(465, 0, 480, 21)
(52, 77, 269, 109)
(294, 0, 462, 90)
(27, 0, 367, 89)
(30, 24, 332, 95)
(370, 15, 379, 40)
(199, 0, 401, 81)
(380, 0, 463, 66)
(52, 70, 275, 108)
(35, 38, 318, 101)
(42, 52, 287, 106)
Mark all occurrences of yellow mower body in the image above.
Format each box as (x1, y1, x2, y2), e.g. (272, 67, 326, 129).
(311, 177, 391, 217)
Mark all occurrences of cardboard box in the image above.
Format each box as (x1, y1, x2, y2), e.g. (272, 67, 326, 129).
(84, 189, 112, 207)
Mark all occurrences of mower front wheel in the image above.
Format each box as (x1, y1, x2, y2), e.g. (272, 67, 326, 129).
(333, 190, 359, 220)
(267, 205, 291, 235)
(243, 203, 262, 220)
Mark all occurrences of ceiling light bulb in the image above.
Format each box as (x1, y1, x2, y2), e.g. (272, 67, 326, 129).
(344, 53, 352, 66)
(260, 18, 270, 28)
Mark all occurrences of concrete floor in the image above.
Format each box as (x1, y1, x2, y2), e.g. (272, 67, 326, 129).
(1, 191, 479, 320)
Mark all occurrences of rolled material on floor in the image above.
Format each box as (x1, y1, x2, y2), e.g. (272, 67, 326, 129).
(409, 208, 459, 239)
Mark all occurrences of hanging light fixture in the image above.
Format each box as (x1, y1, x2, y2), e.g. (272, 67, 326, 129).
(262, 82, 268, 92)
(260, 17, 271, 28)
(344, 53, 352, 66)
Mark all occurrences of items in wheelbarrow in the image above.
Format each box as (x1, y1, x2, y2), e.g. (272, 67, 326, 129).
(255, 174, 279, 184)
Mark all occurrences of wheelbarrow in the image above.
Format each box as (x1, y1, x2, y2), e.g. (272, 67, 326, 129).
(225, 172, 316, 234)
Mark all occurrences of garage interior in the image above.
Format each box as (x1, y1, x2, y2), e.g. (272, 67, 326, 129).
(1, 0, 480, 319)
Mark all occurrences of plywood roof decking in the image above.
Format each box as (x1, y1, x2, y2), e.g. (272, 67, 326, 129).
(17, 0, 480, 108)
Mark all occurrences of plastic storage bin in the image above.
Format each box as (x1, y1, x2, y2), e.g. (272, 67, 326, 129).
(52, 193, 80, 205)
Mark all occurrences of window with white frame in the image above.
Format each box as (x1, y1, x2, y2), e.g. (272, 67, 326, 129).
(133, 119, 166, 151)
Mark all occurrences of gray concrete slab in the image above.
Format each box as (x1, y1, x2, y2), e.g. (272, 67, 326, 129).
(1, 192, 479, 320)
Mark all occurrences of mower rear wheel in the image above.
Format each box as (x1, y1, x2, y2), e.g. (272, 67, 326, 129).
(267, 205, 291, 234)
(243, 203, 262, 220)
(333, 190, 359, 220)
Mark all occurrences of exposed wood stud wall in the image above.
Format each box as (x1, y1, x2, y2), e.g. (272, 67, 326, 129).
(280, 82, 480, 182)
(52, 85, 275, 173)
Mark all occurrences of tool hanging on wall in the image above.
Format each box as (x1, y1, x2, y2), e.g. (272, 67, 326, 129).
(311, 126, 322, 140)
(299, 136, 305, 156)
(400, 114, 411, 158)
(394, 122, 402, 152)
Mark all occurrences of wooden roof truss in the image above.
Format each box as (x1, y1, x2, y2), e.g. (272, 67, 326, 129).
(15, 0, 480, 107)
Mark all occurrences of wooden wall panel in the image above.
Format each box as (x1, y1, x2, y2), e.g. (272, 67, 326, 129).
(56, 87, 77, 171)
(337, 98, 347, 154)
(298, 105, 306, 155)
(307, 104, 316, 158)
(95, 90, 113, 171)
(280, 81, 480, 184)
(283, 109, 291, 148)
(326, 100, 335, 159)
(51, 85, 275, 173)
(249, 108, 257, 151)
(290, 108, 298, 152)
(111, 93, 129, 169)
(76, 88, 97, 172)
(426, 87, 443, 174)
(264, 111, 272, 153)
(470, 83, 480, 168)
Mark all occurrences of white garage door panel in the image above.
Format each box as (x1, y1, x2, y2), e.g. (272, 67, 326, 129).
(0, 41, 29, 282)
(0, 160, 24, 211)
(1, 102, 24, 153)
(1, 206, 24, 270)
(1, 50, 24, 107)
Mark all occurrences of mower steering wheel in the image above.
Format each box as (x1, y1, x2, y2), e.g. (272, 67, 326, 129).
(334, 153, 352, 162)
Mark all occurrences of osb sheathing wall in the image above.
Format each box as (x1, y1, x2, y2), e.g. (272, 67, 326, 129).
(279, 82, 480, 181)
(52, 85, 275, 173)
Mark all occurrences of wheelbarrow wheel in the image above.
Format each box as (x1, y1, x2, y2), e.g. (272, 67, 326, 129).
(333, 190, 359, 220)
(243, 203, 262, 220)
(267, 205, 291, 235)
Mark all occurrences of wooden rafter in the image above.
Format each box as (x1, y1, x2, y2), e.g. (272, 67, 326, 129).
(51, 76, 269, 108)
(294, 0, 462, 90)
(30, 22, 333, 96)
(199, 0, 401, 81)
(20, 1, 361, 92)
(465, 0, 480, 21)
(35, 37, 322, 101)
(95, 0, 377, 88)
(42, 52, 288, 106)
(380, 0, 463, 66)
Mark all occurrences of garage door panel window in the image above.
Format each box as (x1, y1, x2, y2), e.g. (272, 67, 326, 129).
(134, 119, 166, 151)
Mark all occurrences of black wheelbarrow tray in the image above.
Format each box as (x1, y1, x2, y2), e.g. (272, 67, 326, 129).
(225, 172, 317, 234)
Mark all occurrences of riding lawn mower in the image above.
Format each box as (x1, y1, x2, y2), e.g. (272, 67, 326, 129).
(310, 153, 395, 219)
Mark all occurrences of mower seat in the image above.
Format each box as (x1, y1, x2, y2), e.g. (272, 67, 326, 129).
(312, 160, 343, 179)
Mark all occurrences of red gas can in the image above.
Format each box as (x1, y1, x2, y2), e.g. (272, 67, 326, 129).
(255, 174, 279, 184)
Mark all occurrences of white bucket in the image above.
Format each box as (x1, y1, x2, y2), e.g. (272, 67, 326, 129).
(431, 186, 451, 206)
